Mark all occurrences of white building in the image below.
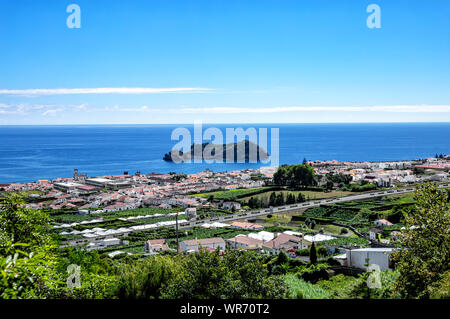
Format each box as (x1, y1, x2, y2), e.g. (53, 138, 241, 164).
(144, 239, 169, 253)
(248, 231, 275, 242)
(86, 237, 121, 251)
(304, 233, 336, 242)
(185, 207, 197, 219)
(369, 228, 383, 241)
(179, 237, 226, 253)
(85, 178, 112, 187)
(226, 235, 264, 250)
(54, 182, 85, 192)
(346, 248, 394, 271)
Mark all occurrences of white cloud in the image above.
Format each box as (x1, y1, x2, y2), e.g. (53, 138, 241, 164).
(73, 104, 450, 114)
(2, 103, 450, 119)
(76, 104, 88, 110)
(0, 87, 213, 96)
(0, 103, 93, 115)
(0, 103, 27, 115)
(175, 105, 450, 114)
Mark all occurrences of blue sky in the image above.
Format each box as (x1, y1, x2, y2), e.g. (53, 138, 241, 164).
(0, 0, 449, 124)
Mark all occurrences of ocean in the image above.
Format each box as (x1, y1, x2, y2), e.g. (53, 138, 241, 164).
(0, 123, 449, 183)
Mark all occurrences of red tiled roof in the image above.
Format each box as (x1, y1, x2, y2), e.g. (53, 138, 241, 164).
(226, 236, 263, 246)
(77, 185, 97, 191)
(263, 233, 302, 249)
(147, 239, 169, 250)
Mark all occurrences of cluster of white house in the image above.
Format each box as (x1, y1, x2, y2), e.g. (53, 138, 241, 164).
(173, 232, 394, 271)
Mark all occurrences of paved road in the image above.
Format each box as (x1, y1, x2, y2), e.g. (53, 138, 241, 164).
(62, 182, 450, 247)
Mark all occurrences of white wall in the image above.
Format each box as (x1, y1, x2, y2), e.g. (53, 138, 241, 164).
(346, 249, 393, 271)
(180, 241, 225, 252)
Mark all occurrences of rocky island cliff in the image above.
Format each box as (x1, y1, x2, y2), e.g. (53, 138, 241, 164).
(163, 140, 269, 162)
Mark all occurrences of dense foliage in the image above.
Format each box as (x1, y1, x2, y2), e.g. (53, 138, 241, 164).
(0, 195, 117, 299)
(161, 249, 289, 298)
(391, 183, 450, 298)
(273, 164, 316, 187)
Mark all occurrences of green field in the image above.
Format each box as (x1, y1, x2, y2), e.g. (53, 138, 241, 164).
(51, 207, 180, 224)
(0, 190, 44, 197)
(284, 274, 330, 299)
(190, 186, 274, 200)
(241, 189, 352, 203)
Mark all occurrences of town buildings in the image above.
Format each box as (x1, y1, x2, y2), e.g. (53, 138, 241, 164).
(179, 237, 226, 253)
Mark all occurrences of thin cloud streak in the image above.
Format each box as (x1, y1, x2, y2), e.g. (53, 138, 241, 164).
(176, 105, 450, 113)
(79, 104, 450, 114)
(42, 108, 63, 116)
(0, 87, 213, 96)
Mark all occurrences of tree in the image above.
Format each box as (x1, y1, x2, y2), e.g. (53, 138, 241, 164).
(115, 255, 182, 299)
(309, 242, 317, 264)
(0, 241, 59, 299)
(275, 250, 289, 265)
(275, 193, 285, 206)
(413, 167, 425, 175)
(286, 193, 295, 205)
(0, 195, 117, 299)
(291, 165, 315, 187)
(347, 270, 400, 299)
(269, 192, 276, 206)
(325, 180, 334, 191)
(296, 193, 305, 203)
(428, 270, 450, 299)
(0, 193, 52, 247)
(0, 194, 60, 298)
(391, 183, 450, 298)
(161, 249, 288, 299)
(273, 164, 316, 188)
(248, 197, 256, 208)
(317, 246, 328, 257)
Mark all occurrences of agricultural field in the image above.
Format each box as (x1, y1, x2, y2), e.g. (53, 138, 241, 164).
(189, 186, 276, 200)
(241, 189, 352, 203)
(259, 191, 422, 242)
(50, 207, 182, 224)
(0, 190, 44, 197)
(262, 212, 359, 238)
(51, 187, 436, 257)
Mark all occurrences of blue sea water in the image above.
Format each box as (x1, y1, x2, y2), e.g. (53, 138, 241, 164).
(0, 123, 449, 183)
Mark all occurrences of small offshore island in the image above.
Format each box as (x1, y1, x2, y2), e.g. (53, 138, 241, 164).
(163, 140, 270, 162)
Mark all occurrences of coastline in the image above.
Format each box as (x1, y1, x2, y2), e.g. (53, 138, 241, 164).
(1, 123, 449, 183)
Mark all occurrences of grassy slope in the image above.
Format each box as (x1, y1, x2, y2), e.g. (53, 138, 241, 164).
(189, 187, 272, 199)
(284, 274, 330, 299)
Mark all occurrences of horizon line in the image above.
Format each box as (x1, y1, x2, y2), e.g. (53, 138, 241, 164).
(1, 121, 450, 126)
